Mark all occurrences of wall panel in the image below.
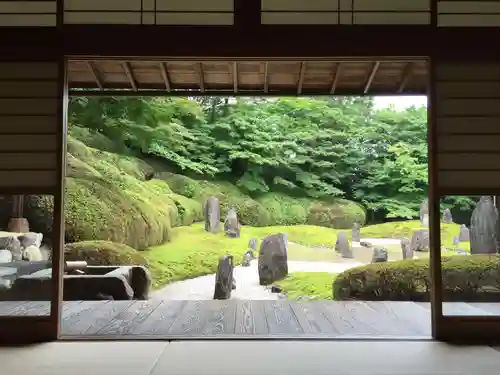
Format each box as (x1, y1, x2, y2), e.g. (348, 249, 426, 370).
(438, 0, 500, 26)
(0, 61, 62, 192)
(0, 1, 56, 26)
(436, 61, 500, 192)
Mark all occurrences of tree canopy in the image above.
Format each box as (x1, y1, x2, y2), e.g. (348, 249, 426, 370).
(69, 96, 474, 222)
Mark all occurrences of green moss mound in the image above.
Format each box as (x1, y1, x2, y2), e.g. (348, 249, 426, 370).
(279, 272, 336, 300)
(333, 255, 500, 302)
(64, 240, 148, 266)
(163, 175, 365, 229)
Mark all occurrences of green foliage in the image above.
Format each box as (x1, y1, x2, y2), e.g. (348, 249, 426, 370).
(68, 96, 475, 222)
(279, 272, 336, 300)
(64, 240, 148, 266)
(333, 255, 500, 301)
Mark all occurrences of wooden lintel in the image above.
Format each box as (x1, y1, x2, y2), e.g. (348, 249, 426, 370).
(86, 61, 103, 90)
(198, 62, 205, 92)
(330, 63, 341, 94)
(264, 62, 269, 93)
(297, 62, 306, 94)
(364, 61, 380, 94)
(122, 62, 138, 91)
(159, 62, 172, 91)
(233, 62, 238, 93)
(398, 62, 414, 94)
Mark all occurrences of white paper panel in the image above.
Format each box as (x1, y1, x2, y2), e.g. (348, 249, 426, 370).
(353, 0, 430, 11)
(438, 1, 500, 13)
(262, 0, 339, 11)
(0, 1, 55, 13)
(438, 14, 500, 26)
(65, 0, 141, 11)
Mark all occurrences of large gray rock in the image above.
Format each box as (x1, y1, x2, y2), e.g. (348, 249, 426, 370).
(442, 208, 453, 224)
(17, 232, 43, 248)
(420, 199, 428, 225)
(352, 222, 361, 242)
(224, 207, 241, 238)
(0, 236, 22, 261)
(258, 233, 288, 285)
(458, 224, 470, 242)
(0, 250, 12, 263)
(411, 229, 429, 252)
(336, 232, 353, 258)
(470, 196, 498, 254)
(213, 255, 234, 299)
(204, 196, 221, 233)
(372, 248, 388, 263)
(401, 237, 413, 260)
(421, 214, 429, 228)
(452, 236, 459, 246)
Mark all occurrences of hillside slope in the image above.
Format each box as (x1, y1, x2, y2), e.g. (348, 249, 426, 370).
(0, 128, 365, 250)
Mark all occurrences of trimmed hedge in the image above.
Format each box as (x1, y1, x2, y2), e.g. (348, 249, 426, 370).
(64, 240, 148, 266)
(333, 255, 500, 302)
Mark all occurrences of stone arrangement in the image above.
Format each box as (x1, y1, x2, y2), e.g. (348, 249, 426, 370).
(372, 248, 388, 263)
(204, 196, 220, 233)
(470, 196, 498, 254)
(248, 238, 257, 251)
(442, 208, 453, 224)
(224, 207, 241, 238)
(401, 237, 413, 260)
(352, 222, 361, 242)
(420, 199, 428, 226)
(458, 224, 470, 242)
(213, 255, 234, 300)
(410, 229, 429, 252)
(0, 232, 44, 263)
(336, 232, 353, 259)
(241, 252, 252, 267)
(258, 233, 288, 285)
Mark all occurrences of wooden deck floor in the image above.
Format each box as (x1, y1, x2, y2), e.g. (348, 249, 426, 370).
(1, 300, 500, 339)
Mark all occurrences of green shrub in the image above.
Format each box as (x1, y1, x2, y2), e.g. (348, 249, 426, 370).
(168, 193, 203, 226)
(333, 255, 500, 302)
(307, 199, 365, 229)
(64, 240, 148, 266)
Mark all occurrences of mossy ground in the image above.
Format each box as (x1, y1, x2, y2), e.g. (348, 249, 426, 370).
(279, 272, 336, 300)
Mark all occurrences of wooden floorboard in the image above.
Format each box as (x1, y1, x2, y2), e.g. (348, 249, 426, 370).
(1, 301, 499, 338)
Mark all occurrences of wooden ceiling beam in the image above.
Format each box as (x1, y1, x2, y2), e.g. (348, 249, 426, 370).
(330, 63, 341, 94)
(398, 62, 414, 94)
(159, 62, 172, 91)
(122, 62, 138, 91)
(86, 61, 103, 90)
(264, 62, 269, 93)
(297, 62, 306, 95)
(233, 62, 238, 93)
(197, 62, 205, 93)
(364, 61, 380, 94)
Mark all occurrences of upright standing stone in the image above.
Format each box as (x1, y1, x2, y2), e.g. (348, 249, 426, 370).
(372, 248, 388, 263)
(401, 237, 413, 259)
(242, 252, 252, 267)
(420, 199, 429, 225)
(411, 229, 430, 252)
(204, 197, 220, 233)
(421, 214, 429, 228)
(458, 224, 470, 242)
(452, 236, 459, 246)
(258, 233, 288, 285)
(224, 207, 241, 238)
(337, 232, 353, 258)
(352, 222, 361, 242)
(213, 255, 234, 300)
(248, 238, 257, 251)
(442, 208, 453, 224)
(470, 196, 498, 254)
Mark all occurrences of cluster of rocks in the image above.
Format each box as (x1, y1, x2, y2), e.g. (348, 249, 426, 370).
(0, 232, 44, 263)
(204, 196, 288, 300)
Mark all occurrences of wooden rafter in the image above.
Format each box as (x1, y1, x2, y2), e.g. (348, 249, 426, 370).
(364, 61, 380, 94)
(159, 62, 172, 91)
(197, 62, 205, 92)
(297, 62, 306, 94)
(330, 63, 341, 94)
(397, 62, 414, 93)
(233, 62, 238, 93)
(122, 62, 137, 91)
(86, 61, 103, 90)
(264, 62, 269, 93)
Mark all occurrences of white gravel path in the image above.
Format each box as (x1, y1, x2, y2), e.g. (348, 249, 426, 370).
(151, 259, 362, 301)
